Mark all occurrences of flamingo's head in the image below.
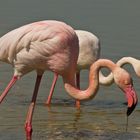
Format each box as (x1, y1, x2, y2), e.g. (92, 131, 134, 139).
(113, 67, 138, 116)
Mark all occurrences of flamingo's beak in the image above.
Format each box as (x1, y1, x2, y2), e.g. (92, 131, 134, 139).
(123, 84, 138, 116)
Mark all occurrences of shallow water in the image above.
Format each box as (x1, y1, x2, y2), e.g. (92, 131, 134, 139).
(0, 0, 140, 140)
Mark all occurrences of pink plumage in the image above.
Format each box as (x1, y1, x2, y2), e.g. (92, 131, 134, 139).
(0, 20, 79, 140)
(0, 20, 137, 140)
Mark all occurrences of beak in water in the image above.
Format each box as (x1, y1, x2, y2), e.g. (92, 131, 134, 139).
(123, 84, 138, 116)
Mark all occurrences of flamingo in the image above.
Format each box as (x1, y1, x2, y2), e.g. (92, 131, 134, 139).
(0, 20, 79, 140)
(0, 20, 137, 140)
(46, 30, 100, 108)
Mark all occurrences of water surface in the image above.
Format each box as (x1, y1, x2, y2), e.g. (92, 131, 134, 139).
(0, 0, 140, 139)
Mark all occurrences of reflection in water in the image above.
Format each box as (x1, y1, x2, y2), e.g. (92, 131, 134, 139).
(0, 96, 140, 140)
(126, 116, 128, 132)
(47, 106, 83, 140)
(72, 109, 81, 132)
(31, 100, 140, 140)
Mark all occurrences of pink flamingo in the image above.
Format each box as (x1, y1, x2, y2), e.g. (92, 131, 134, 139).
(46, 30, 100, 108)
(0, 21, 138, 140)
(0, 20, 79, 140)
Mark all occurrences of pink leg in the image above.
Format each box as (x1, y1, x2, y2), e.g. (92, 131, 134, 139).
(45, 73, 58, 106)
(25, 74, 42, 140)
(75, 72, 80, 109)
(0, 76, 18, 104)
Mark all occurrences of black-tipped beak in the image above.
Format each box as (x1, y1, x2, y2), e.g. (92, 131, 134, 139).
(123, 84, 138, 116)
(127, 103, 137, 116)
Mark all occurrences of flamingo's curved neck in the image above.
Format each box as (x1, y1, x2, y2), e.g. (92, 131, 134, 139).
(117, 57, 140, 77)
(117, 57, 135, 66)
(117, 57, 139, 67)
(99, 70, 114, 86)
(63, 59, 116, 100)
(99, 57, 140, 86)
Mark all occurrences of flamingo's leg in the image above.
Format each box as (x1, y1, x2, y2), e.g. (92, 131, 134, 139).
(75, 72, 81, 109)
(0, 76, 18, 104)
(45, 73, 58, 106)
(25, 74, 43, 140)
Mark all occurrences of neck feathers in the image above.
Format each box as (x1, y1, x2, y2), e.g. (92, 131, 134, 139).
(63, 59, 117, 100)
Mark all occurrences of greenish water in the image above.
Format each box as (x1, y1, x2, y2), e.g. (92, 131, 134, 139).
(0, 0, 140, 139)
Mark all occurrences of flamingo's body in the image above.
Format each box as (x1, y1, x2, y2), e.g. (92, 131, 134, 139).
(76, 30, 100, 71)
(0, 20, 79, 140)
(46, 30, 100, 107)
(0, 20, 78, 76)
(0, 21, 137, 140)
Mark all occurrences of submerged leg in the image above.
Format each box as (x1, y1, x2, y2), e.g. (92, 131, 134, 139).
(0, 75, 18, 104)
(75, 72, 81, 109)
(25, 74, 43, 140)
(45, 73, 58, 106)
